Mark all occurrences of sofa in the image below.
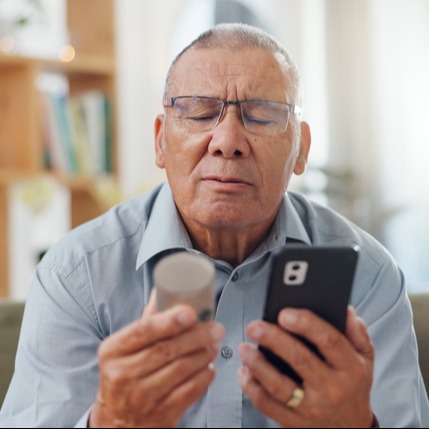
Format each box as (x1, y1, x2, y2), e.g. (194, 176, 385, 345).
(409, 294, 429, 393)
(0, 295, 428, 409)
(0, 300, 25, 408)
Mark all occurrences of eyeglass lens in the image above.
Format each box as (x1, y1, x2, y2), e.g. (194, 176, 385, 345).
(170, 97, 291, 135)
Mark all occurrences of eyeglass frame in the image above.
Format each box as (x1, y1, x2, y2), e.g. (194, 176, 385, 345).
(163, 96, 302, 136)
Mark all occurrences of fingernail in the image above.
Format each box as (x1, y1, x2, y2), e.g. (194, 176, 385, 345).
(239, 344, 250, 363)
(176, 309, 195, 326)
(348, 306, 357, 318)
(282, 310, 298, 326)
(237, 366, 250, 384)
(250, 325, 264, 340)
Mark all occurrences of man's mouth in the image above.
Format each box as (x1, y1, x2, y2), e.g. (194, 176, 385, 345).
(202, 176, 254, 191)
(203, 176, 252, 185)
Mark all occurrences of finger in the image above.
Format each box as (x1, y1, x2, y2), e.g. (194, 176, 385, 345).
(153, 363, 217, 426)
(99, 304, 198, 359)
(136, 346, 219, 413)
(246, 320, 331, 387)
(345, 307, 375, 361)
(238, 343, 297, 405)
(116, 322, 224, 379)
(278, 308, 358, 371)
(238, 366, 299, 429)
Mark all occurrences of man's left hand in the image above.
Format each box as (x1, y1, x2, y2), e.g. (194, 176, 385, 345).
(238, 307, 375, 428)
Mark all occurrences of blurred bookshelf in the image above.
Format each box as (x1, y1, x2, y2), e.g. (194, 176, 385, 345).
(0, 0, 117, 297)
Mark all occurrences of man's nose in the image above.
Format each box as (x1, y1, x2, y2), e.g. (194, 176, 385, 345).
(207, 106, 251, 158)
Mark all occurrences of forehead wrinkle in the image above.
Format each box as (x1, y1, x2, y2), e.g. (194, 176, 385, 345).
(169, 48, 291, 101)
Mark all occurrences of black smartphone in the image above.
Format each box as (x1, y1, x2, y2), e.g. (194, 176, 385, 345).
(260, 245, 359, 384)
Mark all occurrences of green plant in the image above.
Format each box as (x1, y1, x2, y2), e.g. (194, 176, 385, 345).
(0, 0, 47, 28)
(16, 0, 46, 27)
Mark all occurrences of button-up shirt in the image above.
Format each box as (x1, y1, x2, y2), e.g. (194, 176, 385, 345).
(1, 183, 428, 428)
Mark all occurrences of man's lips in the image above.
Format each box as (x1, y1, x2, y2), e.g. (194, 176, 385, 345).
(203, 176, 253, 186)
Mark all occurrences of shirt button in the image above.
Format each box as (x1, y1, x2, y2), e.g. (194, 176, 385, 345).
(221, 346, 234, 359)
(231, 272, 239, 282)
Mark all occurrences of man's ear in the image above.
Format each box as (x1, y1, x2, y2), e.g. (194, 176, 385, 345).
(154, 115, 166, 169)
(294, 121, 311, 176)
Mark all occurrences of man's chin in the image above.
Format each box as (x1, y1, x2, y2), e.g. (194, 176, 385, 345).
(196, 206, 262, 230)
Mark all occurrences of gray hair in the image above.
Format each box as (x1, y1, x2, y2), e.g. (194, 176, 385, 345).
(164, 23, 303, 106)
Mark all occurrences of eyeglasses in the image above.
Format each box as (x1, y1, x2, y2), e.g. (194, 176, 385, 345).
(163, 96, 302, 136)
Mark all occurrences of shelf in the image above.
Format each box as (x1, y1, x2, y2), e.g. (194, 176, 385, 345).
(0, 170, 29, 186)
(0, 0, 117, 297)
(0, 170, 115, 189)
(0, 53, 115, 76)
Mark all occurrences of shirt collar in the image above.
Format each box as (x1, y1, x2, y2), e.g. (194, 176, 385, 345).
(283, 192, 312, 246)
(136, 184, 312, 270)
(244, 192, 312, 264)
(136, 184, 193, 270)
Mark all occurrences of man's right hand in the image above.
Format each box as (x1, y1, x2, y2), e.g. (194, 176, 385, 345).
(89, 291, 225, 428)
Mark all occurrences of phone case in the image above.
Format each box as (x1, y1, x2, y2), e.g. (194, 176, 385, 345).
(260, 245, 359, 384)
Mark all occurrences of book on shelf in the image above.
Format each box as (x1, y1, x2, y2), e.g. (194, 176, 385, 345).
(40, 90, 114, 177)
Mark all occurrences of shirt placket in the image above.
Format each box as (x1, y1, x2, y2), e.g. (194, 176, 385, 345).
(206, 266, 250, 428)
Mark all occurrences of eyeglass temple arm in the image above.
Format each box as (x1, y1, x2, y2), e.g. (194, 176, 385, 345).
(292, 105, 303, 117)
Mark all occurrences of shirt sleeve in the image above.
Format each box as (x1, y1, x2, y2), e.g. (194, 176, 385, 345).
(356, 256, 429, 428)
(0, 265, 102, 428)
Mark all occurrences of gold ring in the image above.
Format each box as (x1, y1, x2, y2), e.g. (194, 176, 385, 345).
(285, 387, 305, 410)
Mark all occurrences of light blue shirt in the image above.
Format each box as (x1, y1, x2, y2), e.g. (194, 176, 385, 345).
(1, 183, 428, 428)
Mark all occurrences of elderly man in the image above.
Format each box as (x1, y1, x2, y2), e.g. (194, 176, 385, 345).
(1, 24, 428, 428)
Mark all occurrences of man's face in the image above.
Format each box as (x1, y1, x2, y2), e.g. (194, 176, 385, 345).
(155, 48, 311, 232)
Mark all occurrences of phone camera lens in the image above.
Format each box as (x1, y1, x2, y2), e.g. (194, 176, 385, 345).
(289, 275, 298, 282)
(292, 265, 300, 271)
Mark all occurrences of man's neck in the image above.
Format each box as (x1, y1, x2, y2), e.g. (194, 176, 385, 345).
(181, 216, 277, 267)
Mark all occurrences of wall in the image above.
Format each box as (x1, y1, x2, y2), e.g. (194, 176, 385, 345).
(114, 0, 429, 290)
(4, 0, 426, 291)
(115, 0, 330, 195)
(368, 0, 429, 288)
(115, 0, 188, 195)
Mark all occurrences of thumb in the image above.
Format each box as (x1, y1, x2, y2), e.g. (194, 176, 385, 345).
(142, 288, 158, 320)
(345, 306, 375, 362)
